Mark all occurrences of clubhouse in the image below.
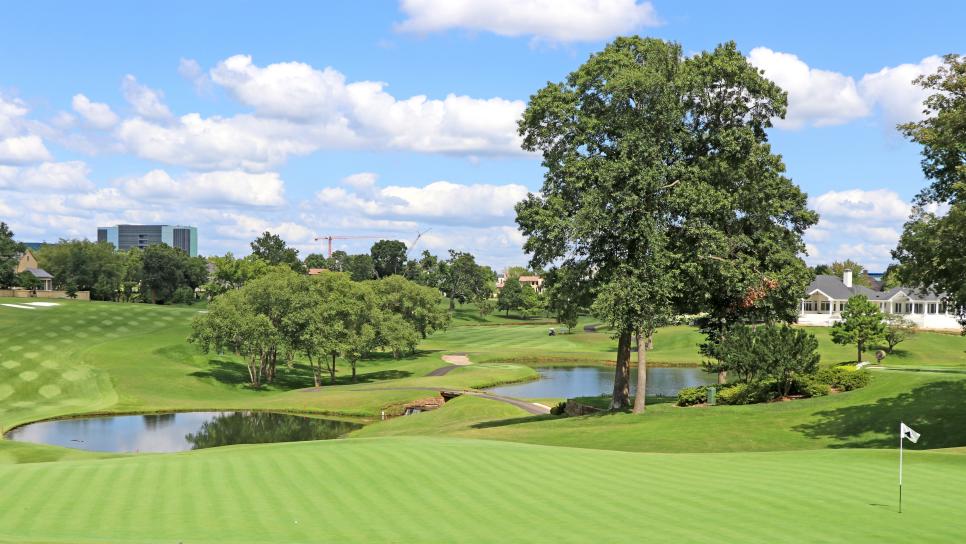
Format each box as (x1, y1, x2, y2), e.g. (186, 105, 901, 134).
(799, 270, 961, 330)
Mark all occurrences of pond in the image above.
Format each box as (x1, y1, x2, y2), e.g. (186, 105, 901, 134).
(486, 366, 717, 398)
(4, 411, 362, 453)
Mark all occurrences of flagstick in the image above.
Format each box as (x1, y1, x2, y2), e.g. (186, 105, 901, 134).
(899, 421, 903, 514)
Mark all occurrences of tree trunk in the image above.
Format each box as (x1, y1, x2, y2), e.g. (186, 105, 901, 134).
(449, 297, 456, 310)
(718, 370, 727, 384)
(632, 329, 648, 414)
(610, 329, 632, 410)
(857, 340, 864, 363)
(330, 353, 337, 384)
(351, 361, 357, 383)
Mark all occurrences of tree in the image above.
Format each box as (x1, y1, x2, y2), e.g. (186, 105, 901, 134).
(0, 222, 26, 289)
(544, 264, 591, 333)
(831, 295, 886, 363)
(190, 290, 278, 387)
(368, 275, 449, 339)
(205, 253, 274, 297)
(439, 250, 488, 310)
(883, 314, 917, 354)
(35, 240, 125, 300)
(370, 240, 408, 278)
(516, 37, 814, 409)
(704, 324, 819, 397)
(250, 231, 304, 272)
(326, 250, 350, 273)
(893, 54, 966, 330)
(345, 254, 376, 281)
(141, 244, 207, 304)
(301, 271, 356, 386)
(304, 253, 328, 270)
(814, 260, 873, 288)
(880, 264, 904, 290)
(402, 250, 442, 288)
(16, 270, 40, 292)
(497, 276, 525, 317)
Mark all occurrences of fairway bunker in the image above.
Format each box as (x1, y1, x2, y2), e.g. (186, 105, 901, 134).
(5, 411, 363, 453)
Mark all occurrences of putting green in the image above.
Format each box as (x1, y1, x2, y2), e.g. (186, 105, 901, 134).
(1, 437, 964, 543)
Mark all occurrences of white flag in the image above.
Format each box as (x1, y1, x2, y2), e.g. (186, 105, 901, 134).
(901, 422, 920, 443)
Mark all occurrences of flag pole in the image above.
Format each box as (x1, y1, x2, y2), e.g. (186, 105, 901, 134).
(899, 421, 903, 514)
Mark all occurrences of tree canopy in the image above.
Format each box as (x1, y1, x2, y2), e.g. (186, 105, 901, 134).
(892, 54, 966, 329)
(0, 222, 26, 289)
(250, 231, 304, 272)
(370, 239, 408, 278)
(830, 295, 886, 363)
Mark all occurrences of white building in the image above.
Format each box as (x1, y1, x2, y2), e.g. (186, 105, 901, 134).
(799, 270, 961, 330)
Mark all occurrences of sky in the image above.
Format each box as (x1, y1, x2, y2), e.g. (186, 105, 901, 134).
(0, 0, 961, 272)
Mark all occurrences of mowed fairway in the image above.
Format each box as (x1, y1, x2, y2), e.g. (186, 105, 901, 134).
(1, 437, 965, 544)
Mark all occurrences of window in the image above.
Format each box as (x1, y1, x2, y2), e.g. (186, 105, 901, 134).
(928, 303, 937, 315)
(820, 301, 830, 312)
(914, 303, 924, 314)
(804, 301, 815, 312)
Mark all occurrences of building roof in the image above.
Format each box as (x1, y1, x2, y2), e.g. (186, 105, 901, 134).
(307, 268, 327, 275)
(24, 267, 53, 279)
(807, 274, 944, 302)
(518, 275, 543, 282)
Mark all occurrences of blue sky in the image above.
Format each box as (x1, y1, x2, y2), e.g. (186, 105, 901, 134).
(1, 0, 961, 271)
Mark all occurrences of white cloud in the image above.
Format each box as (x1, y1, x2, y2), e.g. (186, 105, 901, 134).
(71, 94, 119, 129)
(811, 188, 911, 222)
(806, 188, 914, 271)
(749, 47, 868, 128)
(0, 135, 52, 164)
(0, 96, 30, 137)
(202, 55, 526, 158)
(117, 114, 329, 171)
(750, 48, 944, 130)
(178, 58, 211, 93)
(118, 169, 286, 207)
(395, 0, 660, 42)
(0, 161, 91, 192)
(859, 55, 943, 126)
(317, 173, 528, 225)
(122, 75, 172, 119)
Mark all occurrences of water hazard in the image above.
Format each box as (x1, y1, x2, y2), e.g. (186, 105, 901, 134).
(486, 366, 716, 398)
(5, 411, 362, 453)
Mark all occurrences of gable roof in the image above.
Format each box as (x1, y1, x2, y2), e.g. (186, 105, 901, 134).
(24, 267, 53, 280)
(806, 274, 945, 302)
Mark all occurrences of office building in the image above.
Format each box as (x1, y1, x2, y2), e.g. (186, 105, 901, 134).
(97, 225, 198, 257)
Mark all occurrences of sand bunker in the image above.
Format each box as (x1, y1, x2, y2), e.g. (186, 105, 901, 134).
(441, 354, 472, 366)
(1, 304, 37, 310)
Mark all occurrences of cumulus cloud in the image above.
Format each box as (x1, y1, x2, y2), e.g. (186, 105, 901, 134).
(859, 55, 944, 125)
(178, 58, 211, 94)
(117, 169, 286, 207)
(0, 135, 52, 164)
(395, 0, 660, 42)
(806, 188, 915, 271)
(749, 47, 868, 128)
(317, 173, 528, 225)
(203, 55, 525, 156)
(71, 94, 119, 129)
(0, 161, 94, 191)
(750, 48, 943, 130)
(122, 75, 172, 119)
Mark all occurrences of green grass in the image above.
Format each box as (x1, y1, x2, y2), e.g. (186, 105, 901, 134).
(4, 298, 966, 542)
(1, 437, 965, 543)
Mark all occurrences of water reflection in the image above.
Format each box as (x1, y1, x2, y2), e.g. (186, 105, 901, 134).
(486, 366, 717, 398)
(5, 412, 362, 453)
(185, 412, 361, 450)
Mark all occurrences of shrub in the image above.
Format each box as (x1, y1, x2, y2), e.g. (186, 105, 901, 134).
(170, 286, 196, 305)
(676, 386, 708, 406)
(816, 366, 872, 391)
(717, 381, 780, 405)
(550, 401, 568, 415)
(793, 374, 831, 397)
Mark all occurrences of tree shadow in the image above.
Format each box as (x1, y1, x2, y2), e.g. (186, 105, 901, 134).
(190, 359, 413, 390)
(793, 380, 966, 448)
(471, 414, 558, 428)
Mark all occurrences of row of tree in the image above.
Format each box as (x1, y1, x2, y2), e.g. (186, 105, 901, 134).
(190, 269, 449, 387)
(0, 227, 208, 304)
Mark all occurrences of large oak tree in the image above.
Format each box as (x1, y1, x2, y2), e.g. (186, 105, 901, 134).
(516, 37, 816, 410)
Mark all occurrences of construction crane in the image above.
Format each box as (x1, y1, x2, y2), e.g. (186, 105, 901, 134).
(314, 235, 390, 258)
(407, 228, 432, 258)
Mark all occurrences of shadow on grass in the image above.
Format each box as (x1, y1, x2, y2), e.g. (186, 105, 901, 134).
(794, 379, 966, 449)
(470, 414, 558, 429)
(191, 359, 413, 390)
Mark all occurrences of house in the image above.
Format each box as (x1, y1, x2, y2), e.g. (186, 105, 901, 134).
(800, 270, 960, 330)
(496, 274, 544, 293)
(14, 250, 54, 291)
